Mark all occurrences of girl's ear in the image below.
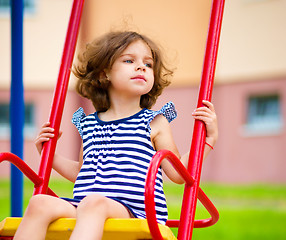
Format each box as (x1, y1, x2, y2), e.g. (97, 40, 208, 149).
(99, 71, 106, 80)
(102, 69, 110, 81)
(99, 70, 111, 88)
(99, 70, 109, 82)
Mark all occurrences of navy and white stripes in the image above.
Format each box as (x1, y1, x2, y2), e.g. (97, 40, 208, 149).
(64, 102, 177, 224)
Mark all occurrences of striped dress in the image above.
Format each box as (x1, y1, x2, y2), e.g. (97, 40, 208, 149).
(63, 102, 177, 224)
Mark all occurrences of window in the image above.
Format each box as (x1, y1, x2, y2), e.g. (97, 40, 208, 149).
(0, 0, 36, 15)
(244, 94, 283, 135)
(0, 102, 36, 139)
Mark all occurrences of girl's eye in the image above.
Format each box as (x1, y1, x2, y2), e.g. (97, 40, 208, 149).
(124, 59, 133, 63)
(145, 63, 153, 68)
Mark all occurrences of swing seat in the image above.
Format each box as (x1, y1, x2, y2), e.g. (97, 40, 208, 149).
(0, 217, 176, 240)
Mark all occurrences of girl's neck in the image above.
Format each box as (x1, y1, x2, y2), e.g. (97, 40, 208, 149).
(99, 98, 142, 122)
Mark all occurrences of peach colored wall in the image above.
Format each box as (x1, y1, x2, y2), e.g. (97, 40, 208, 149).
(0, 0, 72, 90)
(2, 0, 286, 89)
(216, 0, 286, 83)
(74, 0, 212, 87)
(0, 0, 212, 90)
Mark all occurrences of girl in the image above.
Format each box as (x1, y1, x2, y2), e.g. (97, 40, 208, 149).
(14, 31, 218, 240)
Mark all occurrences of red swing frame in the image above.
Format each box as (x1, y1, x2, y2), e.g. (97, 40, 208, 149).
(0, 0, 225, 239)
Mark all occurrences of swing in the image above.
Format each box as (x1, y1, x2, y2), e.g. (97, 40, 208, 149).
(0, 0, 225, 239)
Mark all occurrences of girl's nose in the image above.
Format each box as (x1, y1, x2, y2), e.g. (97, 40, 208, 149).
(136, 62, 146, 71)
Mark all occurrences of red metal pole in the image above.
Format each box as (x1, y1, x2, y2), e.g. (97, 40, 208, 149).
(177, 0, 225, 239)
(33, 0, 85, 195)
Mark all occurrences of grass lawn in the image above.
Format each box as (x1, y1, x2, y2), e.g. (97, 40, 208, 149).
(1, 178, 286, 239)
(165, 183, 286, 239)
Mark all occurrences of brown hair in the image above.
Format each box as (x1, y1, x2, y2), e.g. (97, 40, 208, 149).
(73, 31, 173, 111)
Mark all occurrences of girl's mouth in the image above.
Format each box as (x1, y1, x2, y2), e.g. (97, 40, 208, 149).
(131, 75, 146, 82)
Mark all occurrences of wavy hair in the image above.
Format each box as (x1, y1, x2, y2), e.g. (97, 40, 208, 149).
(73, 31, 173, 111)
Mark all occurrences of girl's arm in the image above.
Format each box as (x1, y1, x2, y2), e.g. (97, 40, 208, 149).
(35, 122, 83, 183)
(52, 146, 83, 183)
(151, 100, 218, 184)
(150, 115, 183, 184)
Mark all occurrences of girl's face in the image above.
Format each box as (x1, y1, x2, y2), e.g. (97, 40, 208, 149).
(106, 40, 155, 102)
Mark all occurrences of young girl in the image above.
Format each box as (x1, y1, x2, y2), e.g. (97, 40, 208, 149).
(14, 31, 218, 240)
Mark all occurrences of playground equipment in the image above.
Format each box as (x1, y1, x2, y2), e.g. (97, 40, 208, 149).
(0, 0, 225, 239)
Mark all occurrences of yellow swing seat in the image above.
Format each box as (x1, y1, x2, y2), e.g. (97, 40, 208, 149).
(0, 217, 176, 240)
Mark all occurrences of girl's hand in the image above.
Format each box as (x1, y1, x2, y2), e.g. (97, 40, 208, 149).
(192, 100, 218, 146)
(35, 122, 62, 155)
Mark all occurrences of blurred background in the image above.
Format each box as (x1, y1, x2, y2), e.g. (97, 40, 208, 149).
(0, 0, 285, 239)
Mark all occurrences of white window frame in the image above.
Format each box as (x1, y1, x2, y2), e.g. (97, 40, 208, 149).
(243, 94, 283, 136)
(0, 102, 36, 140)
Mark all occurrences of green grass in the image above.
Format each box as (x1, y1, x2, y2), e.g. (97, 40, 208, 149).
(0, 178, 74, 220)
(1, 179, 286, 239)
(164, 183, 286, 239)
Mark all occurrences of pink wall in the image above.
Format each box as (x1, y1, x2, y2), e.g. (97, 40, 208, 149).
(207, 77, 286, 183)
(0, 90, 82, 178)
(154, 77, 286, 184)
(1, 77, 286, 183)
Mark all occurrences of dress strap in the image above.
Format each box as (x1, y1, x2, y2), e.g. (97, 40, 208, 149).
(71, 107, 86, 139)
(146, 102, 177, 133)
(152, 101, 177, 123)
